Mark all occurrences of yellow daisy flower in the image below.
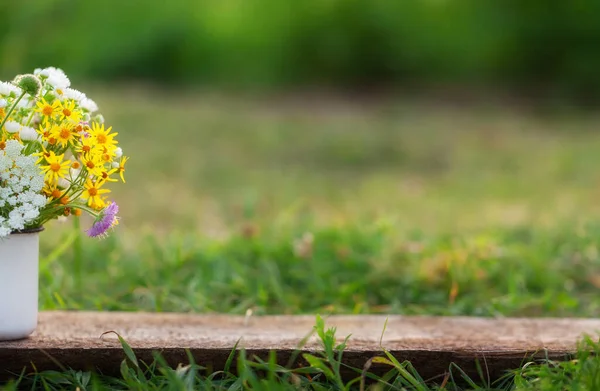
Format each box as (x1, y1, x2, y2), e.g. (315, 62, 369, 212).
(51, 122, 79, 147)
(100, 167, 119, 183)
(75, 134, 98, 157)
(80, 152, 105, 177)
(42, 182, 69, 204)
(90, 122, 118, 152)
(115, 156, 129, 183)
(32, 143, 51, 165)
(58, 99, 82, 123)
(82, 178, 110, 209)
(40, 151, 71, 183)
(35, 98, 61, 124)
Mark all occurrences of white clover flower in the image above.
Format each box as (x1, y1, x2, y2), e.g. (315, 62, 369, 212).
(19, 126, 38, 141)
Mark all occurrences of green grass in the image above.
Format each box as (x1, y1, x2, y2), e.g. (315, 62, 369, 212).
(10, 86, 600, 389)
(37, 86, 600, 316)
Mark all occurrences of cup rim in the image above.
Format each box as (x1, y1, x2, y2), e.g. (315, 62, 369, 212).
(10, 226, 45, 235)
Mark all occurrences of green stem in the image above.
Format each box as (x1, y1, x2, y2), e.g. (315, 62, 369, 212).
(0, 91, 26, 130)
(73, 215, 83, 294)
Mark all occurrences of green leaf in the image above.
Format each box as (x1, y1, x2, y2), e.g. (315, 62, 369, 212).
(302, 353, 335, 380)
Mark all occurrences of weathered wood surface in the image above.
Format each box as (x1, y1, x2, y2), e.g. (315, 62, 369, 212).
(1, 311, 600, 382)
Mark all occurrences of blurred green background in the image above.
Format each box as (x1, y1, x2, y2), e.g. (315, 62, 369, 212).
(3, 0, 600, 318)
(2, 0, 600, 102)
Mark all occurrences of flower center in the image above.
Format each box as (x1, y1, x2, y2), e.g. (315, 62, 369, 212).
(50, 162, 61, 172)
(72, 161, 81, 169)
(88, 188, 98, 196)
(48, 137, 57, 145)
(60, 195, 70, 205)
(86, 161, 95, 169)
(60, 128, 71, 139)
(62, 108, 71, 117)
(0, 141, 5, 150)
(42, 106, 53, 116)
(51, 189, 61, 198)
(83, 145, 91, 153)
(96, 134, 107, 144)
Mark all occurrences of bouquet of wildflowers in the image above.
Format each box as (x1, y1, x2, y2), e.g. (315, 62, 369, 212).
(0, 67, 127, 238)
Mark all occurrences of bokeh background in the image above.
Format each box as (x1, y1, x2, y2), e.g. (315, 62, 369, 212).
(3, 1, 600, 102)
(4, 0, 600, 315)
(2, 0, 600, 233)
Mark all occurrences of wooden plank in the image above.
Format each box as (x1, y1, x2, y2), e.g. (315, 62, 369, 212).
(1, 311, 599, 382)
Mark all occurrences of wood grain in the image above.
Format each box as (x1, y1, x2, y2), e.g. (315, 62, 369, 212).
(1, 311, 599, 382)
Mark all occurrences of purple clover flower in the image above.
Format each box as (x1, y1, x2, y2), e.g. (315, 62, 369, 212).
(86, 202, 119, 238)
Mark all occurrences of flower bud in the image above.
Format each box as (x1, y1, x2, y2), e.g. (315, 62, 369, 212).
(13, 74, 42, 97)
(93, 114, 105, 124)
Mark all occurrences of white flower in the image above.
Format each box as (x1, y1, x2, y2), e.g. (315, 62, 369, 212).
(80, 97, 98, 112)
(0, 99, 7, 108)
(62, 88, 86, 102)
(4, 120, 21, 134)
(0, 81, 21, 97)
(32, 194, 47, 208)
(0, 143, 46, 238)
(41, 67, 70, 90)
(30, 177, 45, 192)
(16, 96, 33, 109)
(0, 226, 10, 237)
(4, 140, 23, 157)
(19, 126, 38, 141)
(115, 147, 123, 158)
(8, 209, 25, 230)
